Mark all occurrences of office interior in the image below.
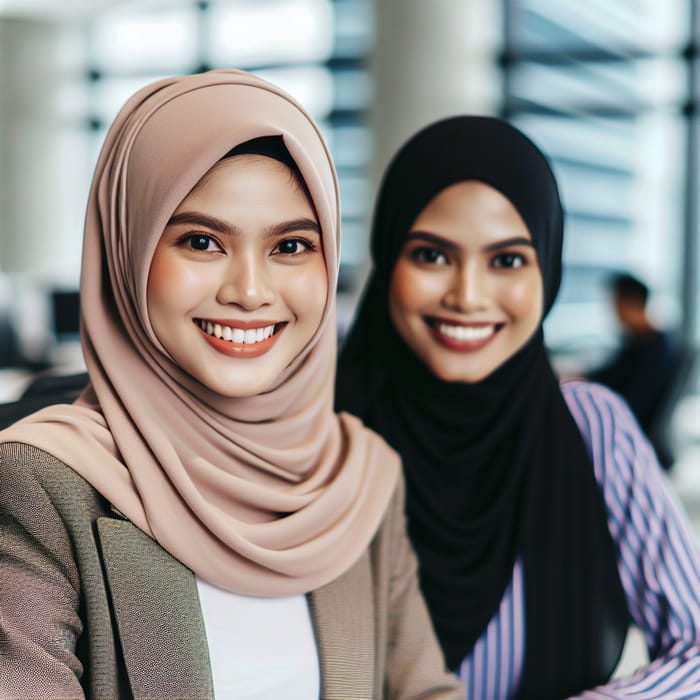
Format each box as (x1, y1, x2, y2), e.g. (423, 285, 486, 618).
(1, 1, 699, 507)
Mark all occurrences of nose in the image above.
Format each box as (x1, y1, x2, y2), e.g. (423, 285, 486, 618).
(442, 260, 488, 312)
(216, 253, 275, 310)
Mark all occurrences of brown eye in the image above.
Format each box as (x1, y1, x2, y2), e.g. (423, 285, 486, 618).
(177, 233, 222, 252)
(410, 246, 449, 265)
(492, 252, 525, 269)
(273, 238, 315, 255)
(190, 235, 212, 250)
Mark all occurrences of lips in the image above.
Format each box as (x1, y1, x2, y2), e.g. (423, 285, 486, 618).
(194, 318, 287, 358)
(424, 317, 503, 352)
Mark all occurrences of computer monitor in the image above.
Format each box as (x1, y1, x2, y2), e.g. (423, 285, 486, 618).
(51, 289, 81, 339)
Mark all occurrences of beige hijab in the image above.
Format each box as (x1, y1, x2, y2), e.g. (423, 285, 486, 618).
(1, 69, 399, 596)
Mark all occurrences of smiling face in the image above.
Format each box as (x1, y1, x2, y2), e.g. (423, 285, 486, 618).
(147, 154, 328, 398)
(388, 180, 544, 383)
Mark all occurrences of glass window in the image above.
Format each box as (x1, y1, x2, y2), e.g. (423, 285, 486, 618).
(504, 0, 690, 351)
(207, 0, 334, 67)
(90, 3, 198, 73)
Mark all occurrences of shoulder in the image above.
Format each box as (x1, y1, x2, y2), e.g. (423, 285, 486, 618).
(559, 380, 660, 486)
(1, 440, 97, 493)
(561, 378, 635, 412)
(0, 441, 110, 527)
(560, 380, 642, 441)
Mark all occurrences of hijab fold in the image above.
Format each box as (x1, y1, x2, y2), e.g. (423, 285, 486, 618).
(2, 69, 398, 597)
(337, 116, 629, 698)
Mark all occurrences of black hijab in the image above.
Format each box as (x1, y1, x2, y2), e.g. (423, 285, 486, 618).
(336, 117, 629, 698)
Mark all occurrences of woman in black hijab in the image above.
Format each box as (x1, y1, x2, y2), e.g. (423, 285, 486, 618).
(336, 116, 700, 699)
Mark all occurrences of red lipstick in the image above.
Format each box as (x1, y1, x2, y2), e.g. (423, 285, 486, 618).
(194, 319, 286, 359)
(425, 317, 502, 352)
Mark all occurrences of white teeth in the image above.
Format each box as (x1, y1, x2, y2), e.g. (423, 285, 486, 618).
(438, 323, 495, 341)
(232, 328, 245, 343)
(199, 321, 277, 345)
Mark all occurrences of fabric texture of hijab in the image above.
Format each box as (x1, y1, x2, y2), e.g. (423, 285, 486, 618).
(1, 69, 399, 597)
(336, 116, 629, 698)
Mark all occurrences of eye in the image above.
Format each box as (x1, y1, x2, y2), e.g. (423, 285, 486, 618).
(410, 246, 449, 265)
(273, 238, 316, 256)
(178, 233, 223, 253)
(492, 252, 525, 269)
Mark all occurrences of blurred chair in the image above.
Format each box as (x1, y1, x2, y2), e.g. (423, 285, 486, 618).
(0, 312, 20, 368)
(21, 370, 89, 400)
(0, 370, 88, 430)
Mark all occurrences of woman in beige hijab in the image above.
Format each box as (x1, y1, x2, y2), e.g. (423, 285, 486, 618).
(0, 69, 462, 699)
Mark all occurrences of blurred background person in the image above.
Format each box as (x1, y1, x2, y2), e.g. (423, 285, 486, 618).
(586, 272, 686, 467)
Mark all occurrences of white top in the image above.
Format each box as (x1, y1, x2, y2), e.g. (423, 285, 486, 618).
(196, 577, 320, 700)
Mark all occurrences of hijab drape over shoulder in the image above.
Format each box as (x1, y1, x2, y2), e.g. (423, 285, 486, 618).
(2, 69, 399, 597)
(337, 117, 629, 698)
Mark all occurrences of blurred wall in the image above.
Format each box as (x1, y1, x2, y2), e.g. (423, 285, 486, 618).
(0, 17, 88, 283)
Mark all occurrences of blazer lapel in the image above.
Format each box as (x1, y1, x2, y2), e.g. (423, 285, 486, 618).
(309, 549, 375, 698)
(96, 518, 214, 700)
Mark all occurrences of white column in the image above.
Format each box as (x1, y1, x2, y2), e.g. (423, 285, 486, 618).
(0, 17, 88, 284)
(369, 0, 503, 186)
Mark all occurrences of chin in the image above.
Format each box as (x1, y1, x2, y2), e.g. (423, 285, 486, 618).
(428, 361, 490, 384)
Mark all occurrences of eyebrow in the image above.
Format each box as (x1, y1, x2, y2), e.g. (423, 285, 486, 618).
(483, 237, 535, 252)
(271, 218, 321, 238)
(166, 212, 321, 238)
(404, 231, 459, 251)
(405, 231, 534, 253)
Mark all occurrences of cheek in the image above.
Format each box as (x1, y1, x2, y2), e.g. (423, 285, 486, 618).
(282, 261, 328, 323)
(501, 273, 544, 324)
(389, 260, 436, 319)
(147, 253, 211, 318)
(147, 254, 178, 319)
(149, 252, 172, 292)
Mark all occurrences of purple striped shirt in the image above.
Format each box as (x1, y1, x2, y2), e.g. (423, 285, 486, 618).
(457, 381, 700, 699)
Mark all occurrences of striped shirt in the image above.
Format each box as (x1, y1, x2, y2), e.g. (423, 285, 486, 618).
(458, 381, 700, 699)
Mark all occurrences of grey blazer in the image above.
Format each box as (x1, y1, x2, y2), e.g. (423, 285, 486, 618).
(0, 441, 464, 700)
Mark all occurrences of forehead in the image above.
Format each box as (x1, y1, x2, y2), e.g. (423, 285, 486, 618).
(171, 154, 318, 225)
(188, 153, 297, 195)
(411, 180, 532, 243)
